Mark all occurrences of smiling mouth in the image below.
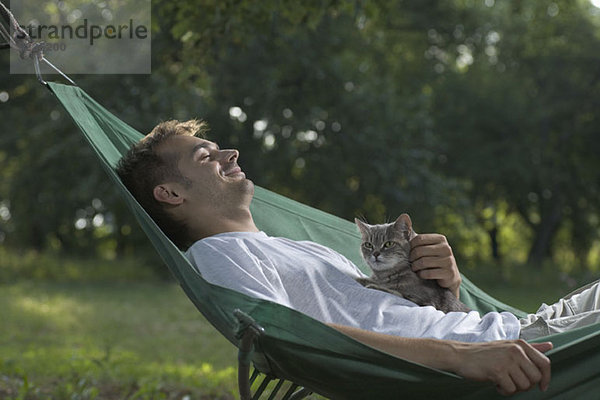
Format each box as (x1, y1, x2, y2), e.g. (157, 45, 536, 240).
(223, 166, 246, 178)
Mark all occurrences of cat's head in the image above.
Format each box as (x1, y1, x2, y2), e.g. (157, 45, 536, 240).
(355, 214, 416, 272)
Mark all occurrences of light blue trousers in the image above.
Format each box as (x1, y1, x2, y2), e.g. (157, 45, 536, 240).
(519, 279, 600, 340)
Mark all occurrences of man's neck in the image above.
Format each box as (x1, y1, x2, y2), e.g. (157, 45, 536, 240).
(191, 207, 259, 241)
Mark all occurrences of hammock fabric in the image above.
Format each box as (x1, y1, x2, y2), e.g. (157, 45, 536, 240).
(48, 81, 600, 399)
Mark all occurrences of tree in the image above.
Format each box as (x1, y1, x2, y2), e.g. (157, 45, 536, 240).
(3, 0, 600, 272)
(431, 0, 600, 266)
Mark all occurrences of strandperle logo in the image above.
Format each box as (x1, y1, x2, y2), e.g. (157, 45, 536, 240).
(17, 18, 148, 46)
(10, 0, 151, 75)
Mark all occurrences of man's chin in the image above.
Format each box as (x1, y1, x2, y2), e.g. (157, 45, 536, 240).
(239, 177, 255, 194)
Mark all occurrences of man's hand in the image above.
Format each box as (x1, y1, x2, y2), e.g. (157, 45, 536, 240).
(410, 234, 461, 298)
(329, 323, 553, 396)
(452, 340, 553, 396)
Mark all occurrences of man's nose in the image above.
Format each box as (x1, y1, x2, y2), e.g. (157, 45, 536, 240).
(217, 149, 239, 163)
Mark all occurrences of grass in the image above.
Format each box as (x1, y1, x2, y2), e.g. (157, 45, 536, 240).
(2, 248, 598, 399)
(0, 280, 238, 399)
(0, 247, 162, 283)
(464, 261, 600, 313)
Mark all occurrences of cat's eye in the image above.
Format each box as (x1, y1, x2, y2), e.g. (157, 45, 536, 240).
(383, 241, 395, 248)
(363, 242, 373, 250)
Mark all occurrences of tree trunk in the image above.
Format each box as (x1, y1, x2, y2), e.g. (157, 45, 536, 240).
(527, 198, 562, 267)
(488, 226, 501, 261)
(30, 221, 45, 251)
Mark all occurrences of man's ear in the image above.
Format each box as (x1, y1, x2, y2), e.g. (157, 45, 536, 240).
(153, 184, 184, 205)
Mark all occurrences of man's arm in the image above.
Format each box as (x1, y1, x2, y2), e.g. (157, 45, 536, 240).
(328, 323, 552, 396)
(410, 234, 462, 298)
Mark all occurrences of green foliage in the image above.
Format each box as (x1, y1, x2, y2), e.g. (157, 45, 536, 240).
(431, 0, 600, 266)
(2, 1, 600, 278)
(150, 0, 600, 270)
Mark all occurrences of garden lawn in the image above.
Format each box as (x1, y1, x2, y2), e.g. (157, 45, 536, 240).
(0, 281, 238, 399)
(1, 255, 593, 399)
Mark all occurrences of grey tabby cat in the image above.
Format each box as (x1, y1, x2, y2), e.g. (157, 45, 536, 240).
(355, 214, 471, 313)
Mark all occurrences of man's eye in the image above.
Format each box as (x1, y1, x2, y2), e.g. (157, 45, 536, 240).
(384, 241, 394, 248)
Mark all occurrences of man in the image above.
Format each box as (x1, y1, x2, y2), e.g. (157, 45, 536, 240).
(117, 119, 600, 395)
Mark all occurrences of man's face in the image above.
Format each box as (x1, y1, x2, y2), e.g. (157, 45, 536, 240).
(157, 135, 253, 210)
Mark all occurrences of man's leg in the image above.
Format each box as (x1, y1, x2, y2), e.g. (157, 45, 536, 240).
(519, 279, 600, 341)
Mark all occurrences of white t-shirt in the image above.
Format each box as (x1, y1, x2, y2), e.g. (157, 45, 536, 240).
(185, 231, 520, 342)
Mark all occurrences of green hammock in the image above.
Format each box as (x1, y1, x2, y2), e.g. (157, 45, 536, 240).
(48, 81, 600, 399)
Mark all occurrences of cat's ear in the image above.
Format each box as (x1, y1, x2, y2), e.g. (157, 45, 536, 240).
(393, 213, 413, 240)
(355, 218, 369, 237)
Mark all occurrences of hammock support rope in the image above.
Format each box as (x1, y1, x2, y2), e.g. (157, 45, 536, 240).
(0, 1, 76, 86)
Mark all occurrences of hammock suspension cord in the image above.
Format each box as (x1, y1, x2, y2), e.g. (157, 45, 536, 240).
(0, 1, 75, 86)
